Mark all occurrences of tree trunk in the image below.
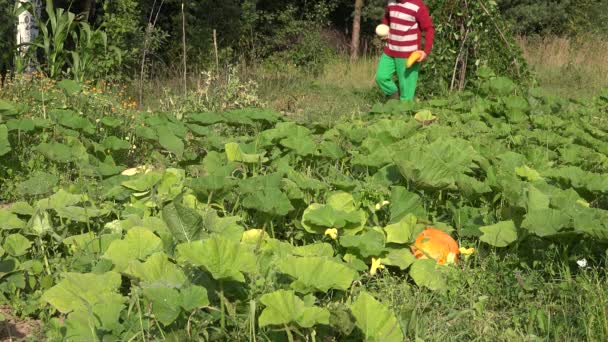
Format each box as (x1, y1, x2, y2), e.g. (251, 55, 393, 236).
(16, 0, 41, 72)
(80, 0, 96, 22)
(350, 0, 363, 62)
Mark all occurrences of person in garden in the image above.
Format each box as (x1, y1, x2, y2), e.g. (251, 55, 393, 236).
(375, 0, 435, 101)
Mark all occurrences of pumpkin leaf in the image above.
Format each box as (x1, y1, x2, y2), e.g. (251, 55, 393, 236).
(479, 220, 518, 247)
(409, 259, 447, 291)
(0, 210, 25, 230)
(225, 142, 267, 163)
(389, 187, 426, 223)
(16, 172, 59, 197)
(176, 235, 255, 282)
(42, 271, 124, 314)
(180, 285, 210, 312)
(162, 201, 204, 243)
(258, 290, 330, 328)
(143, 287, 182, 326)
(102, 227, 163, 271)
(350, 291, 405, 342)
(157, 126, 184, 157)
(521, 209, 571, 237)
(276, 256, 358, 294)
(340, 229, 386, 258)
(125, 252, 187, 288)
(384, 214, 418, 244)
(381, 248, 417, 270)
(0, 124, 10, 156)
(3, 234, 32, 257)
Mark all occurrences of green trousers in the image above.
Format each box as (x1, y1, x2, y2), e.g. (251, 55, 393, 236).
(375, 52, 420, 101)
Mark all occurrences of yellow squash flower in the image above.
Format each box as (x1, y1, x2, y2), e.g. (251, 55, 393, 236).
(459, 247, 475, 255)
(370, 257, 385, 275)
(324, 228, 338, 240)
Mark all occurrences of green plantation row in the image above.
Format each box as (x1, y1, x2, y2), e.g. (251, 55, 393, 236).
(1, 75, 608, 340)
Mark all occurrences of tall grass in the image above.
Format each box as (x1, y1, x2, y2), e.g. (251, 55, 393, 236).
(517, 34, 608, 98)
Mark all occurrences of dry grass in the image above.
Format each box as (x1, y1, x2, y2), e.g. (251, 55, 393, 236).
(319, 56, 380, 90)
(517, 35, 608, 98)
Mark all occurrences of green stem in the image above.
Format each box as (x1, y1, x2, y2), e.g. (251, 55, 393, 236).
(220, 279, 226, 331)
(39, 237, 52, 276)
(270, 220, 275, 239)
(284, 325, 294, 342)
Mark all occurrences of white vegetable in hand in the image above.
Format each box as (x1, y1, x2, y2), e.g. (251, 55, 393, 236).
(375, 24, 389, 38)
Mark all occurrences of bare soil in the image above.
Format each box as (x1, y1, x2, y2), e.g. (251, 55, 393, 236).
(0, 306, 41, 342)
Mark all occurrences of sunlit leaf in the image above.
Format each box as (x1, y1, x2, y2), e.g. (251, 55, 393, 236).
(258, 290, 330, 328)
(350, 292, 404, 342)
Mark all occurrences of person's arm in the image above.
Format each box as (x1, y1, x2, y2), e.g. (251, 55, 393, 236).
(381, 6, 390, 25)
(417, 3, 435, 59)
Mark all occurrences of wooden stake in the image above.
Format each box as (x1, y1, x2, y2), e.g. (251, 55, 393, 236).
(182, 2, 187, 97)
(213, 29, 219, 73)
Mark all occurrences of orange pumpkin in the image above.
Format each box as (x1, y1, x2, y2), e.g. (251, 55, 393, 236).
(410, 227, 459, 265)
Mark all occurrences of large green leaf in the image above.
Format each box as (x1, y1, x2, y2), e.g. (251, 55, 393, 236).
(258, 290, 330, 328)
(143, 287, 182, 326)
(0, 124, 10, 156)
(176, 235, 255, 282)
(121, 171, 163, 192)
(409, 259, 447, 291)
(301, 192, 367, 235)
(389, 187, 426, 223)
(242, 187, 294, 216)
(162, 201, 204, 243)
(37, 189, 84, 210)
(102, 136, 131, 151)
(157, 126, 184, 156)
(102, 227, 163, 271)
(57, 79, 82, 96)
(521, 209, 571, 237)
(350, 292, 404, 342)
(42, 271, 124, 314)
(280, 132, 317, 156)
(125, 252, 187, 288)
(53, 205, 108, 223)
(382, 248, 417, 270)
(303, 205, 362, 229)
(3, 234, 32, 256)
(49, 109, 95, 134)
(340, 229, 386, 257)
(0, 210, 25, 230)
(384, 214, 418, 244)
(200, 209, 244, 242)
(276, 256, 357, 293)
(157, 168, 185, 202)
(16, 172, 59, 196)
(225, 142, 267, 163)
(479, 220, 518, 247)
(393, 138, 482, 191)
(180, 285, 210, 312)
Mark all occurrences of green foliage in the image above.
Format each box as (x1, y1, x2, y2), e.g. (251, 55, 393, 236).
(498, 0, 608, 35)
(1, 74, 608, 340)
(350, 291, 405, 342)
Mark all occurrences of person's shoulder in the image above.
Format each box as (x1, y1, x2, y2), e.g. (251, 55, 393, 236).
(411, 0, 430, 12)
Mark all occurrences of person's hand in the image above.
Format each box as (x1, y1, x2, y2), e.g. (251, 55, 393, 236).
(418, 51, 427, 61)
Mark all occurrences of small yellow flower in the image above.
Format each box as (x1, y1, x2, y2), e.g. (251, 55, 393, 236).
(370, 257, 385, 275)
(324, 228, 338, 240)
(459, 247, 475, 255)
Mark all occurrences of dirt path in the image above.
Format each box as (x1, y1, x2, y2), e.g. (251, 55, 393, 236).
(0, 307, 41, 342)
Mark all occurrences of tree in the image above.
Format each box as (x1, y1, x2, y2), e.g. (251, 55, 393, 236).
(350, 0, 363, 61)
(16, 0, 41, 72)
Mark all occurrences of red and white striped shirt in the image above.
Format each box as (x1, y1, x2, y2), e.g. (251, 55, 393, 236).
(381, 0, 435, 58)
